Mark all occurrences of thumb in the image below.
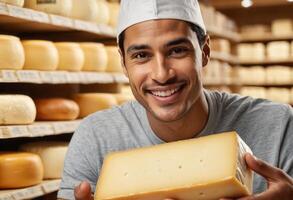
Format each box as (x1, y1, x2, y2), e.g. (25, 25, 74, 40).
(74, 181, 93, 200)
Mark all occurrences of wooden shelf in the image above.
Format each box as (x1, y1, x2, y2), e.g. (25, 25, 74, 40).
(0, 179, 60, 200)
(0, 70, 129, 84)
(241, 33, 293, 43)
(0, 3, 115, 41)
(238, 57, 293, 66)
(207, 26, 240, 42)
(0, 120, 81, 139)
(210, 51, 238, 64)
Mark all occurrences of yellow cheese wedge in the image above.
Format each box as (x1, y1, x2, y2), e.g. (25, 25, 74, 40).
(0, 95, 36, 125)
(95, 132, 253, 200)
(73, 93, 117, 118)
(20, 141, 69, 179)
(24, 0, 72, 16)
(0, 152, 43, 189)
(0, 35, 25, 69)
(22, 40, 59, 71)
(55, 42, 84, 71)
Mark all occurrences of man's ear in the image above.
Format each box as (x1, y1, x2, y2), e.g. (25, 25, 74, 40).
(118, 48, 128, 78)
(202, 35, 210, 67)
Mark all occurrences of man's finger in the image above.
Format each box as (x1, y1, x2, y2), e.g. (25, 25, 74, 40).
(245, 153, 286, 182)
(74, 181, 93, 200)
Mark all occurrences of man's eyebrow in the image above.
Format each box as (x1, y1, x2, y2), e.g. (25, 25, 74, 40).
(165, 38, 191, 47)
(127, 44, 150, 54)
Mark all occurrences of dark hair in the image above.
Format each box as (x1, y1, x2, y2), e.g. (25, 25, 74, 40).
(118, 23, 206, 57)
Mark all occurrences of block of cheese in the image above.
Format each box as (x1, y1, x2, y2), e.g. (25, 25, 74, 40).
(0, 152, 43, 189)
(253, 43, 266, 61)
(96, 0, 110, 25)
(0, 35, 25, 69)
(240, 87, 267, 99)
(20, 142, 68, 179)
(211, 39, 230, 55)
(244, 66, 266, 85)
(70, 0, 98, 22)
(105, 46, 123, 73)
(267, 41, 290, 60)
(271, 19, 293, 36)
(108, 2, 119, 27)
(73, 93, 117, 118)
(266, 66, 292, 84)
(0, 95, 36, 125)
(95, 132, 253, 200)
(34, 98, 79, 121)
(24, 0, 72, 16)
(241, 24, 270, 37)
(22, 40, 59, 71)
(55, 42, 84, 71)
(237, 44, 253, 61)
(80, 43, 108, 72)
(114, 94, 134, 105)
(0, 0, 24, 6)
(267, 88, 291, 104)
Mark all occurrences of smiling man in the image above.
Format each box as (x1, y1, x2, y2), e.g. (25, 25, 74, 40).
(57, 0, 293, 200)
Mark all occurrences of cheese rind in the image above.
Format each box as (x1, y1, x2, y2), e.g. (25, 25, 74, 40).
(95, 132, 253, 200)
(24, 0, 72, 16)
(0, 35, 25, 70)
(22, 40, 59, 71)
(0, 152, 43, 189)
(70, 0, 98, 21)
(105, 46, 122, 73)
(20, 142, 68, 179)
(96, 0, 110, 25)
(0, 95, 36, 125)
(34, 98, 80, 121)
(73, 93, 117, 118)
(55, 42, 84, 71)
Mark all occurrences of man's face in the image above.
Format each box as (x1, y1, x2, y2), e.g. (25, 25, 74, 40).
(122, 19, 208, 122)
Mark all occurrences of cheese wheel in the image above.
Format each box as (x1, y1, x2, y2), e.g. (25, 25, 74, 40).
(0, 152, 43, 189)
(105, 46, 122, 73)
(0, 0, 24, 6)
(34, 98, 80, 121)
(55, 42, 84, 71)
(20, 142, 68, 179)
(0, 95, 36, 125)
(80, 43, 108, 72)
(96, 0, 110, 25)
(266, 66, 292, 84)
(73, 93, 117, 118)
(114, 94, 134, 105)
(22, 40, 59, 71)
(70, 0, 98, 22)
(240, 87, 267, 99)
(267, 88, 291, 104)
(272, 19, 293, 36)
(0, 35, 24, 70)
(241, 24, 270, 37)
(24, 0, 72, 16)
(95, 132, 253, 200)
(267, 41, 290, 60)
(108, 2, 119, 27)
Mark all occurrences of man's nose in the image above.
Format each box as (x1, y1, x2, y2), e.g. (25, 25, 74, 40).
(151, 54, 175, 84)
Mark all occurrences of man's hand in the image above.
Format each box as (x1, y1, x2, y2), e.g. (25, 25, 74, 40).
(220, 153, 293, 200)
(74, 181, 94, 200)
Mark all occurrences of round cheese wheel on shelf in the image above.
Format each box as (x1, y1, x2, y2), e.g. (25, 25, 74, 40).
(20, 142, 68, 179)
(55, 42, 84, 71)
(96, 0, 110, 25)
(0, 95, 36, 125)
(73, 93, 117, 118)
(80, 43, 108, 72)
(22, 40, 59, 71)
(0, 35, 25, 70)
(0, 152, 43, 189)
(70, 0, 98, 22)
(34, 98, 80, 121)
(24, 0, 72, 16)
(105, 46, 122, 73)
(108, 2, 119, 27)
(0, 0, 24, 7)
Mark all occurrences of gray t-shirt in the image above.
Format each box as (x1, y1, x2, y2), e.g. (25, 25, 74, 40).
(58, 90, 293, 199)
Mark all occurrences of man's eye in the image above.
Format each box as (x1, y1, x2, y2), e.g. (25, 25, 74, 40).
(132, 52, 148, 59)
(169, 47, 188, 56)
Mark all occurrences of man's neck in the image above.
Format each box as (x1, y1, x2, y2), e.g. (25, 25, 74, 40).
(147, 91, 209, 142)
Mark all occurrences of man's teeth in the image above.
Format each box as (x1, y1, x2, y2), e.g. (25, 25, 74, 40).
(151, 87, 180, 97)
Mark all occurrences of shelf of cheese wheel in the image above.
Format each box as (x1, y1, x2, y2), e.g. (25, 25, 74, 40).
(0, 95, 81, 139)
(95, 132, 253, 200)
(210, 38, 239, 64)
(0, 35, 128, 84)
(0, 1, 115, 41)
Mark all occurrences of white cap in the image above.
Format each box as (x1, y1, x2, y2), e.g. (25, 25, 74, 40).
(117, 0, 206, 40)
